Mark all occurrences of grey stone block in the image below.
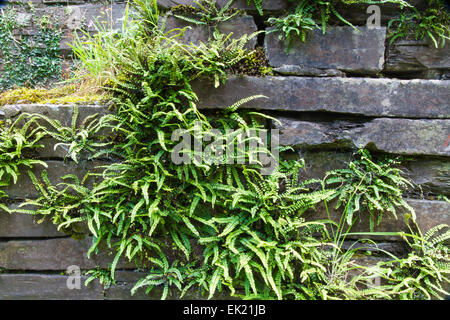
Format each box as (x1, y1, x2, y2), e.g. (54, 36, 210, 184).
(304, 199, 450, 241)
(193, 76, 450, 119)
(0, 273, 104, 300)
(265, 26, 386, 74)
(0, 237, 136, 270)
(386, 39, 450, 78)
(0, 204, 65, 238)
(275, 117, 450, 156)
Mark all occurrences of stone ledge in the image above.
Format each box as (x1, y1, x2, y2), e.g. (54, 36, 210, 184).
(0, 104, 112, 159)
(0, 273, 104, 300)
(0, 203, 65, 238)
(0, 237, 136, 270)
(275, 117, 450, 157)
(265, 26, 386, 74)
(193, 76, 450, 119)
(386, 39, 450, 79)
(156, 0, 288, 13)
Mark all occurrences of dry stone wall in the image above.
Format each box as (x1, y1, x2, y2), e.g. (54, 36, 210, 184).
(0, 0, 449, 299)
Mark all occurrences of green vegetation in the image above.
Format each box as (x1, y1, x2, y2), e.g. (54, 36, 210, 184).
(171, 0, 241, 26)
(388, 1, 450, 48)
(0, 85, 110, 106)
(324, 149, 414, 230)
(265, 0, 449, 49)
(0, 5, 62, 90)
(0, 0, 448, 300)
(0, 114, 47, 211)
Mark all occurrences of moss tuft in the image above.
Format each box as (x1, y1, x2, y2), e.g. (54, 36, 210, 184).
(230, 47, 273, 76)
(0, 85, 111, 106)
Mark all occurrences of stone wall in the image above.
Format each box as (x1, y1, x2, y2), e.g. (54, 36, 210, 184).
(0, 0, 449, 299)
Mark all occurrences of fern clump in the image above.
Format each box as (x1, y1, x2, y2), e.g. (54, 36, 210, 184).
(0, 114, 47, 210)
(388, 1, 450, 48)
(324, 149, 415, 230)
(265, 0, 449, 49)
(367, 219, 450, 299)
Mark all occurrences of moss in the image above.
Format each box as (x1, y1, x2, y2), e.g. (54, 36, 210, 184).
(0, 85, 112, 106)
(229, 47, 273, 76)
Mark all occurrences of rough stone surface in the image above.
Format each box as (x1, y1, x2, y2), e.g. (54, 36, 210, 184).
(386, 39, 450, 78)
(275, 117, 450, 156)
(403, 159, 450, 196)
(273, 65, 345, 77)
(265, 27, 386, 74)
(304, 199, 450, 241)
(0, 237, 136, 270)
(193, 76, 450, 119)
(163, 14, 257, 49)
(0, 274, 104, 300)
(0, 204, 65, 238)
(0, 104, 74, 127)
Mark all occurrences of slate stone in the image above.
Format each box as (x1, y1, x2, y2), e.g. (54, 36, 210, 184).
(297, 150, 450, 196)
(330, 0, 428, 25)
(403, 158, 450, 196)
(275, 117, 450, 156)
(273, 65, 345, 77)
(386, 39, 450, 78)
(265, 26, 386, 74)
(156, 0, 288, 12)
(0, 274, 104, 300)
(0, 204, 65, 238)
(193, 76, 450, 119)
(104, 271, 235, 300)
(0, 104, 114, 159)
(0, 237, 136, 270)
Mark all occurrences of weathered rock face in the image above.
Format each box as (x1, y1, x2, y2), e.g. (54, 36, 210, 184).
(193, 76, 450, 119)
(275, 117, 450, 156)
(386, 39, 450, 78)
(0, 237, 135, 270)
(403, 159, 450, 196)
(0, 274, 104, 300)
(265, 27, 386, 74)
